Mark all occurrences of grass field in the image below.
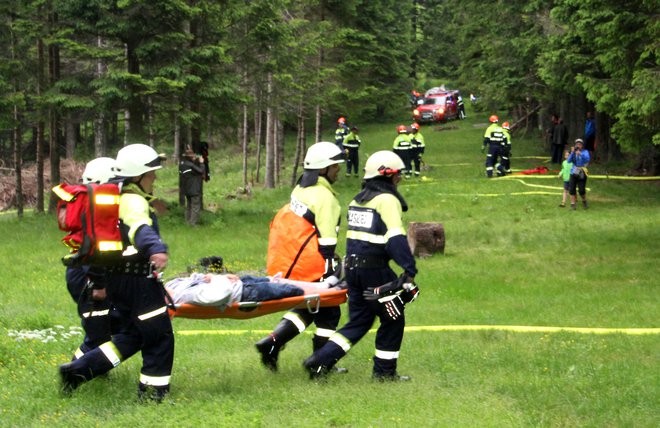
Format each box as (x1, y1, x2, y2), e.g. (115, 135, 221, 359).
(1, 109, 658, 427)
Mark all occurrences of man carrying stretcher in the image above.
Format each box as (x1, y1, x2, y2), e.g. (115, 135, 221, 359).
(255, 142, 346, 372)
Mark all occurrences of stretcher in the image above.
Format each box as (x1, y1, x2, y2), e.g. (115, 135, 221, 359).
(169, 282, 348, 320)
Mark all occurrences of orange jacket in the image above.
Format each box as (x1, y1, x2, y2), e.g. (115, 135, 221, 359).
(266, 204, 325, 282)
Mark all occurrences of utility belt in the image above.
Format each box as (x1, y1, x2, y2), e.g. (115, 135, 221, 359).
(108, 260, 153, 276)
(345, 254, 388, 269)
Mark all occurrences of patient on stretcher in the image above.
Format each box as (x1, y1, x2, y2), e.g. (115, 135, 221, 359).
(166, 273, 304, 310)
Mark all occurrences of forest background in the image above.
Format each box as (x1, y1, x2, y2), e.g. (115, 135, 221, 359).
(0, 0, 658, 213)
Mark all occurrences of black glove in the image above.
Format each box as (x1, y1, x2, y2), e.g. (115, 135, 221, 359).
(363, 275, 406, 300)
(380, 295, 404, 321)
(400, 283, 420, 304)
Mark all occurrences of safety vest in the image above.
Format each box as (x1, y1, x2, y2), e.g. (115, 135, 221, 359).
(393, 134, 412, 150)
(266, 203, 325, 282)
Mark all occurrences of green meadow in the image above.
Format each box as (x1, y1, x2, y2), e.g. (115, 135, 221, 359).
(1, 111, 658, 427)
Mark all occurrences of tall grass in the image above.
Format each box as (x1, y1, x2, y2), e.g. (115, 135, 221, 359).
(1, 108, 658, 427)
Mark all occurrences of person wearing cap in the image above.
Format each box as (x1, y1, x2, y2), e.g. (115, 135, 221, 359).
(303, 150, 419, 381)
(335, 117, 350, 150)
(342, 126, 361, 177)
(409, 123, 426, 178)
(393, 125, 413, 178)
(483, 115, 507, 177)
(256, 142, 346, 373)
(567, 138, 590, 210)
(179, 146, 205, 225)
(59, 144, 174, 402)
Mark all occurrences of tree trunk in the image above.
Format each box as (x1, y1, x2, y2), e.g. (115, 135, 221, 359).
(595, 111, 620, 163)
(242, 104, 249, 187)
(264, 73, 275, 188)
(315, 104, 322, 144)
(65, 119, 76, 159)
(13, 105, 23, 217)
(254, 109, 262, 183)
(47, 12, 61, 213)
(94, 111, 106, 157)
(36, 37, 45, 213)
(147, 95, 155, 147)
(291, 104, 305, 187)
(125, 40, 144, 141)
(123, 109, 130, 146)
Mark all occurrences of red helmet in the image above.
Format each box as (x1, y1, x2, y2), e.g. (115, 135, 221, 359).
(502, 122, 510, 130)
(397, 125, 407, 134)
(411, 122, 420, 131)
(489, 115, 499, 123)
(338, 117, 346, 124)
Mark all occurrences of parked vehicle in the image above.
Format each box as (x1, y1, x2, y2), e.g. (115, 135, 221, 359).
(412, 91, 459, 124)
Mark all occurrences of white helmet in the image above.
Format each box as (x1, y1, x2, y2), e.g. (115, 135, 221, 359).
(113, 144, 165, 177)
(363, 151, 405, 179)
(303, 142, 344, 169)
(82, 157, 116, 184)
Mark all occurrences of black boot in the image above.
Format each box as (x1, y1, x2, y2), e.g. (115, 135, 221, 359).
(302, 354, 330, 380)
(255, 319, 299, 372)
(138, 383, 169, 403)
(372, 372, 412, 382)
(59, 362, 93, 394)
(312, 335, 348, 374)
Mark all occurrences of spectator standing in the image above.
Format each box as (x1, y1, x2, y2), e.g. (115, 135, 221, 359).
(567, 139, 590, 210)
(551, 117, 569, 164)
(584, 111, 596, 155)
(179, 147, 205, 225)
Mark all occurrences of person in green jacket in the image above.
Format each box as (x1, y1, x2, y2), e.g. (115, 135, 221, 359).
(558, 150, 573, 207)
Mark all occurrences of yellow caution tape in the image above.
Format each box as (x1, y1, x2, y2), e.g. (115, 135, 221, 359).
(434, 191, 561, 197)
(177, 325, 659, 336)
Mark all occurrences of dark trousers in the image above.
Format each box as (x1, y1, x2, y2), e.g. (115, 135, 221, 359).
(184, 194, 201, 225)
(485, 144, 502, 177)
(411, 148, 424, 175)
(569, 174, 588, 197)
(312, 265, 405, 376)
(65, 274, 174, 383)
(393, 149, 412, 176)
(66, 267, 115, 356)
(551, 144, 564, 164)
(501, 147, 511, 174)
(345, 147, 360, 175)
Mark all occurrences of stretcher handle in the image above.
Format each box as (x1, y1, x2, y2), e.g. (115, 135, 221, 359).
(237, 301, 260, 312)
(305, 294, 321, 314)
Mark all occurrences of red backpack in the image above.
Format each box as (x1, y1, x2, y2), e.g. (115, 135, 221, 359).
(52, 183, 124, 266)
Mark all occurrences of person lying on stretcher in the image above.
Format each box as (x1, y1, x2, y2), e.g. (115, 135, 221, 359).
(165, 273, 343, 310)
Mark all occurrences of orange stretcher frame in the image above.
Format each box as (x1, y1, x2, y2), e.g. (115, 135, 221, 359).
(169, 284, 347, 320)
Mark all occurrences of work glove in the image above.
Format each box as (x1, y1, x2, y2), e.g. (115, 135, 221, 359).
(363, 275, 406, 301)
(481, 146, 486, 153)
(379, 294, 404, 321)
(400, 282, 420, 304)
